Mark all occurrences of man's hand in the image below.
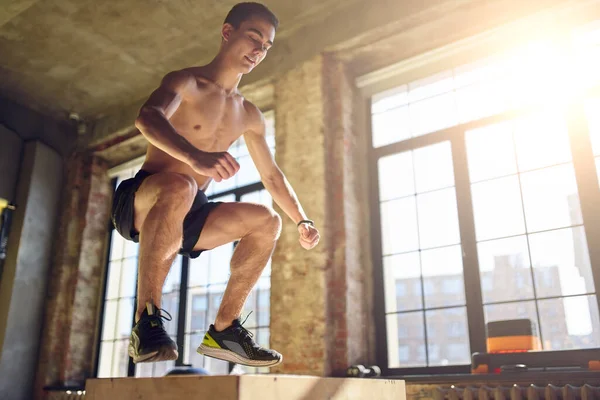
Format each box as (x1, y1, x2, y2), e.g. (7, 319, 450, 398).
(298, 222, 320, 250)
(189, 150, 240, 182)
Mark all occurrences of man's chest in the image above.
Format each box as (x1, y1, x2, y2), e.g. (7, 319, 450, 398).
(171, 94, 248, 148)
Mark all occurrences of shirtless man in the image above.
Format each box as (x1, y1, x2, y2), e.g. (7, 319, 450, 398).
(111, 2, 320, 368)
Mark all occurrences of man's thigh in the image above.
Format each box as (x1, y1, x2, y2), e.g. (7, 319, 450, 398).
(193, 202, 276, 251)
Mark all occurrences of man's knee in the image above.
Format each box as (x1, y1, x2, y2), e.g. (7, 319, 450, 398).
(154, 173, 198, 206)
(260, 208, 282, 239)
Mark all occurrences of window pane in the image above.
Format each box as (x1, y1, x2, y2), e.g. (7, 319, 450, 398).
(456, 79, 511, 123)
(372, 106, 410, 147)
(413, 142, 454, 193)
(105, 261, 121, 300)
(409, 93, 457, 137)
(236, 155, 260, 187)
(119, 257, 137, 299)
(135, 362, 154, 378)
(485, 301, 538, 331)
(101, 300, 117, 340)
(471, 176, 525, 241)
(585, 96, 600, 156)
(97, 341, 114, 378)
(466, 122, 517, 183)
(163, 256, 182, 294)
(408, 70, 453, 103)
(189, 255, 209, 287)
(380, 197, 419, 255)
(152, 360, 175, 377)
(116, 298, 134, 340)
(426, 307, 470, 366)
(255, 327, 270, 348)
(520, 164, 582, 233)
(207, 283, 226, 326)
(372, 85, 408, 113)
(184, 332, 204, 367)
(529, 227, 595, 298)
(111, 339, 130, 377)
(384, 252, 422, 313)
(387, 312, 426, 368)
(242, 289, 258, 328)
(241, 189, 273, 207)
(477, 236, 534, 303)
(207, 244, 233, 284)
(513, 111, 571, 172)
(417, 188, 460, 249)
(378, 152, 415, 201)
(257, 289, 270, 326)
(539, 295, 600, 350)
(421, 246, 464, 308)
(123, 239, 138, 259)
(188, 291, 208, 332)
(161, 292, 179, 337)
(109, 234, 125, 261)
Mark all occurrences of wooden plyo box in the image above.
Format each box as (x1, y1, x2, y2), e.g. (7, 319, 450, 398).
(85, 374, 406, 400)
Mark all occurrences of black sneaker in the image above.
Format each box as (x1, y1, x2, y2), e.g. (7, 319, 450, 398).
(197, 315, 282, 367)
(128, 303, 178, 363)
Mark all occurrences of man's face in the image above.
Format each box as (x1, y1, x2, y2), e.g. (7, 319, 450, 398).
(223, 16, 275, 73)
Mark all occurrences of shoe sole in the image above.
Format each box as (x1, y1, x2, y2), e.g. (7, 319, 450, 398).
(129, 344, 179, 364)
(197, 344, 283, 367)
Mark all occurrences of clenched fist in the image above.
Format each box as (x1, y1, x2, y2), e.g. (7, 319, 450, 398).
(298, 222, 320, 250)
(189, 150, 240, 182)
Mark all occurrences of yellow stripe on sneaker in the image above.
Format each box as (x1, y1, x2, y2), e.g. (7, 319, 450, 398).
(202, 332, 221, 349)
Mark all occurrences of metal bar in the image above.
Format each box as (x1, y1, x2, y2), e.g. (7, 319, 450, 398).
(368, 97, 390, 373)
(566, 101, 600, 326)
(451, 131, 487, 355)
(175, 256, 190, 367)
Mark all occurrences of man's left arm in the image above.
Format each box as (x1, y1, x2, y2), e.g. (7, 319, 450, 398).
(244, 114, 320, 250)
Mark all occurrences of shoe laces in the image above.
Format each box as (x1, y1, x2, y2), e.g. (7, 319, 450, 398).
(235, 311, 257, 345)
(141, 307, 173, 339)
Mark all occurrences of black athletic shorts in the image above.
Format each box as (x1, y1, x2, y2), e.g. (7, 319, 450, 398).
(111, 170, 222, 258)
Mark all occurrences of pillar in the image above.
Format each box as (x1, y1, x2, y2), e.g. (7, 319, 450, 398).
(34, 152, 112, 399)
(270, 54, 375, 376)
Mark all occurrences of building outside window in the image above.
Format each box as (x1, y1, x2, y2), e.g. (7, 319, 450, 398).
(376, 20, 600, 372)
(97, 112, 276, 377)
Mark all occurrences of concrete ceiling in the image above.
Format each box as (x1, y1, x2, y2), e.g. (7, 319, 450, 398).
(0, 0, 357, 120)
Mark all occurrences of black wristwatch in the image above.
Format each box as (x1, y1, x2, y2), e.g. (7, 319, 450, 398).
(297, 219, 315, 227)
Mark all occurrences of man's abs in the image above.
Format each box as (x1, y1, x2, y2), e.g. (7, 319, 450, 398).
(140, 145, 213, 191)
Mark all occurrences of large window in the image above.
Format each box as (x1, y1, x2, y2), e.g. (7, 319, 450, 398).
(372, 20, 600, 373)
(97, 112, 276, 377)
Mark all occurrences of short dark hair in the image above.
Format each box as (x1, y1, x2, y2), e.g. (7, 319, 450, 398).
(224, 2, 279, 30)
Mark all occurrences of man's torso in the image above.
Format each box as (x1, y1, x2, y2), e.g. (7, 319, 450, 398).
(141, 68, 255, 191)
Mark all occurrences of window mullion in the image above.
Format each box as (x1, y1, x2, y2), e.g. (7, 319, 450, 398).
(367, 97, 390, 373)
(176, 257, 189, 367)
(451, 132, 487, 355)
(566, 101, 600, 318)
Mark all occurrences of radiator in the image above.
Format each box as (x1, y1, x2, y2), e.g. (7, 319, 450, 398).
(434, 384, 600, 400)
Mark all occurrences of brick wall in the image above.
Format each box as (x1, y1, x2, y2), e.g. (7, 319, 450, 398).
(271, 55, 330, 376)
(270, 54, 375, 376)
(34, 153, 112, 399)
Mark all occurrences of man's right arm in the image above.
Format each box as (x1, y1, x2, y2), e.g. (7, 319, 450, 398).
(135, 70, 199, 165)
(135, 70, 239, 181)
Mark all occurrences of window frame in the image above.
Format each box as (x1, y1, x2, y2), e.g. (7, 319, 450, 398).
(367, 86, 600, 375)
